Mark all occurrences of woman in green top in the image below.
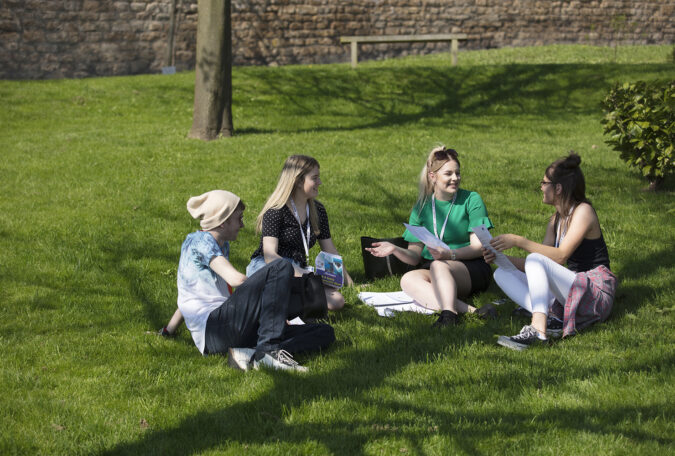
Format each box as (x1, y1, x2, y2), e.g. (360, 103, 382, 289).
(366, 146, 495, 326)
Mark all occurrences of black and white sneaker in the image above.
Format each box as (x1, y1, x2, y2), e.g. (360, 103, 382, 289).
(497, 325, 547, 351)
(227, 347, 256, 371)
(253, 349, 308, 372)
(546, 317, 564, 339)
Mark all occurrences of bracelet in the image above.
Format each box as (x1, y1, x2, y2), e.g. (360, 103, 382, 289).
(451, 249, 457, 261)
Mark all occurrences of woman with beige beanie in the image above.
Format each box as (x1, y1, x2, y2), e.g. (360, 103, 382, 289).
(162, 190, 334, 371)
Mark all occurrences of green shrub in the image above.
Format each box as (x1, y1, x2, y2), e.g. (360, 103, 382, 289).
(601, 80, 674, 190)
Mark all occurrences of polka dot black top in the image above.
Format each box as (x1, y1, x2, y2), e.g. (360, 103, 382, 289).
(250, 200, 331, 267)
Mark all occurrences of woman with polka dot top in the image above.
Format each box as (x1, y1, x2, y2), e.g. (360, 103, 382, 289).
(246, 155, 353, 311)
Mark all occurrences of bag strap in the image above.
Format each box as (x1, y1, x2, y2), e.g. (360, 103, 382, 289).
(385, 255, 393, 275)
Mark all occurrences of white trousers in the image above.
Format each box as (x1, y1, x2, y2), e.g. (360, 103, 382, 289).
(494, 253, 576, 315)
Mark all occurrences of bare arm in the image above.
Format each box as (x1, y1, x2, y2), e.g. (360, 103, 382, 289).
(366, 241, 423, 266)
(262, 235, 306, 276)
(428, 232, 483, 261)
(209, 255, 247, 287)
(164, 308, 184, 334)
(489, 203, 597, 265)
(318, 237, 354, 286)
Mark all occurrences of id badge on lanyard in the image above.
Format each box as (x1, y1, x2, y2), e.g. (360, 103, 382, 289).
(290, 199, 313, 271)
(431, 195, 456, 242)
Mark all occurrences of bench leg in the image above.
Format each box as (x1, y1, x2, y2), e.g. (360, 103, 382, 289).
(451, 39, 458, 66)
(351, 41, 358, 69)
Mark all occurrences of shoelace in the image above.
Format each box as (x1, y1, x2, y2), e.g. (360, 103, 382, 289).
(275, 349, 300, 366)
(512, 325, 537, 341)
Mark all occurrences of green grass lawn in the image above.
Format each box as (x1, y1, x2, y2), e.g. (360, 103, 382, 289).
(1, 44, 673, 455)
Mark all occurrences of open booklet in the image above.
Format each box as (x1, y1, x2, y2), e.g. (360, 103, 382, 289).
(471, 224, 517, 271)
(315, 251, 344, 288)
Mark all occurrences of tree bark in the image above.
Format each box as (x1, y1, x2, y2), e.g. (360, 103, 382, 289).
(188, 0, 233, 140)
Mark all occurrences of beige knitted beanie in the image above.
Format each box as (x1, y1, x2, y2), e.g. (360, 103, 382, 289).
(186, 190, 241, 230)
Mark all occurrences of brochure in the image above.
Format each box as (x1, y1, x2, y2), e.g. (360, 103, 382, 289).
(315, 251, 344, 288)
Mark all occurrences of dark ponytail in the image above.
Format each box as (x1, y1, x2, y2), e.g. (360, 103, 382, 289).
(546, 151, 590, 219)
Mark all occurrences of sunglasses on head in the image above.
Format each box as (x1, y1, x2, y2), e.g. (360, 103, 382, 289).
(433, 148, 457, 161)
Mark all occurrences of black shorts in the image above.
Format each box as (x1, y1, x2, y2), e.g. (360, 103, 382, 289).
(418, 257, 493, 296)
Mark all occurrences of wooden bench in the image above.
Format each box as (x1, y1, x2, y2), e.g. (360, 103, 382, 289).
(340, 34, 468, 68)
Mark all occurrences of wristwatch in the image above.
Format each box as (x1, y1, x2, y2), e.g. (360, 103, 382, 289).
(451, 249, 457, 261)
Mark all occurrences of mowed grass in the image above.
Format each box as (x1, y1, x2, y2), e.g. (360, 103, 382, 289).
(0, 45, 673, 455)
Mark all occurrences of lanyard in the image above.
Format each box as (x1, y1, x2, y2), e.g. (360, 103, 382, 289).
(290, 199, 311, 264)
(431, 194, 457, 242)
(555, 205, 575, 248)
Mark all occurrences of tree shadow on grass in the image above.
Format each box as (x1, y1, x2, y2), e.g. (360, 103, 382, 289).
(235, 63, 672, 135)
(99, 307, 673, 455)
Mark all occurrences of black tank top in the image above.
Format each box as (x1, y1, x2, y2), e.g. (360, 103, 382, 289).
(555, 209, 611, 273)
(567, 235, 610, 272)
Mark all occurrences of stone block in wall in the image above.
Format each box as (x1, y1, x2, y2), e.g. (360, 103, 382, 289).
(113, 2, 130, 12)
(83, 0, 107, 13)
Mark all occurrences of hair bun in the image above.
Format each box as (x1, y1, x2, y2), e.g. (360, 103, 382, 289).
(563, 151, 581, 168)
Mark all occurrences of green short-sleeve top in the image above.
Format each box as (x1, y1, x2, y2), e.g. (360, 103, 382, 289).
(403, 188, 493, 260)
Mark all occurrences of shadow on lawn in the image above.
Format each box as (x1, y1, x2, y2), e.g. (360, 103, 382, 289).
(99, 309, 672, 455)
(235, 64, 669, 135)
(95, 219, 671, 454)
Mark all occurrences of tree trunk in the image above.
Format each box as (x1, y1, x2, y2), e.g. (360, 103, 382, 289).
(647, 176, 663, 192)
(188, 0, 233, 140)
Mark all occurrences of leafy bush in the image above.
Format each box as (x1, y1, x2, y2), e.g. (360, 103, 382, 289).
(601, 80, 674, 190)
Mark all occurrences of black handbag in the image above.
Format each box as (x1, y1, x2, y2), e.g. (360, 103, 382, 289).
(289, 272, 328, 320)
(360, 236, 413, 280)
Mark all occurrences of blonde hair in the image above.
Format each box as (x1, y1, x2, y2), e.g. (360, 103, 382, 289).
(416, 145, 461, 210)
(256, 155, 321, 235)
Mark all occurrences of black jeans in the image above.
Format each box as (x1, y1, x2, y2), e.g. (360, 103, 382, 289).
(204, 259, 334, 358)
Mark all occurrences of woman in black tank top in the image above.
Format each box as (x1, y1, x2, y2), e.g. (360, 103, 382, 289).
(482, 152, 617, 350)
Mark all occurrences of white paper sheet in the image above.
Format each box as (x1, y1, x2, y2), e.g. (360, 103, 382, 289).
(471, 224, 517, 271)
(358, 291, 436, 317)
(403, 223, 450, 251)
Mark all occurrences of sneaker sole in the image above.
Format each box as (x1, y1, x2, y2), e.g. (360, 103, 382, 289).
(227, 348, 255, 371)
(253, 361, 309, 373)
(496, 335, 529, 351)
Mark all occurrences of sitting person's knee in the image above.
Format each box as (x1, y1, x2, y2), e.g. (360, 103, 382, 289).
(269, 258, 294, 275)
(429, 260, 446, 272)
(400, 271, 416, 290)
(525, 252, 546, 267)
(327, 291, 344, 311)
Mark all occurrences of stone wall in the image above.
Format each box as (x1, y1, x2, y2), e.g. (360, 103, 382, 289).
(1, 0, 673, 79)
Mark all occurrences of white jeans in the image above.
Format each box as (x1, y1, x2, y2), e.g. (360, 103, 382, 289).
(494, 253, 576, 315)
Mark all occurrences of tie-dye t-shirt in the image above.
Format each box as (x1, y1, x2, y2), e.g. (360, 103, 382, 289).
(177, 231, 231, 354)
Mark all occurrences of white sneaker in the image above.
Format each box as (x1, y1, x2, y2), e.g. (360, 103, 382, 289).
(227, 347, 256, 371)
(253, 349, 308, 372)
